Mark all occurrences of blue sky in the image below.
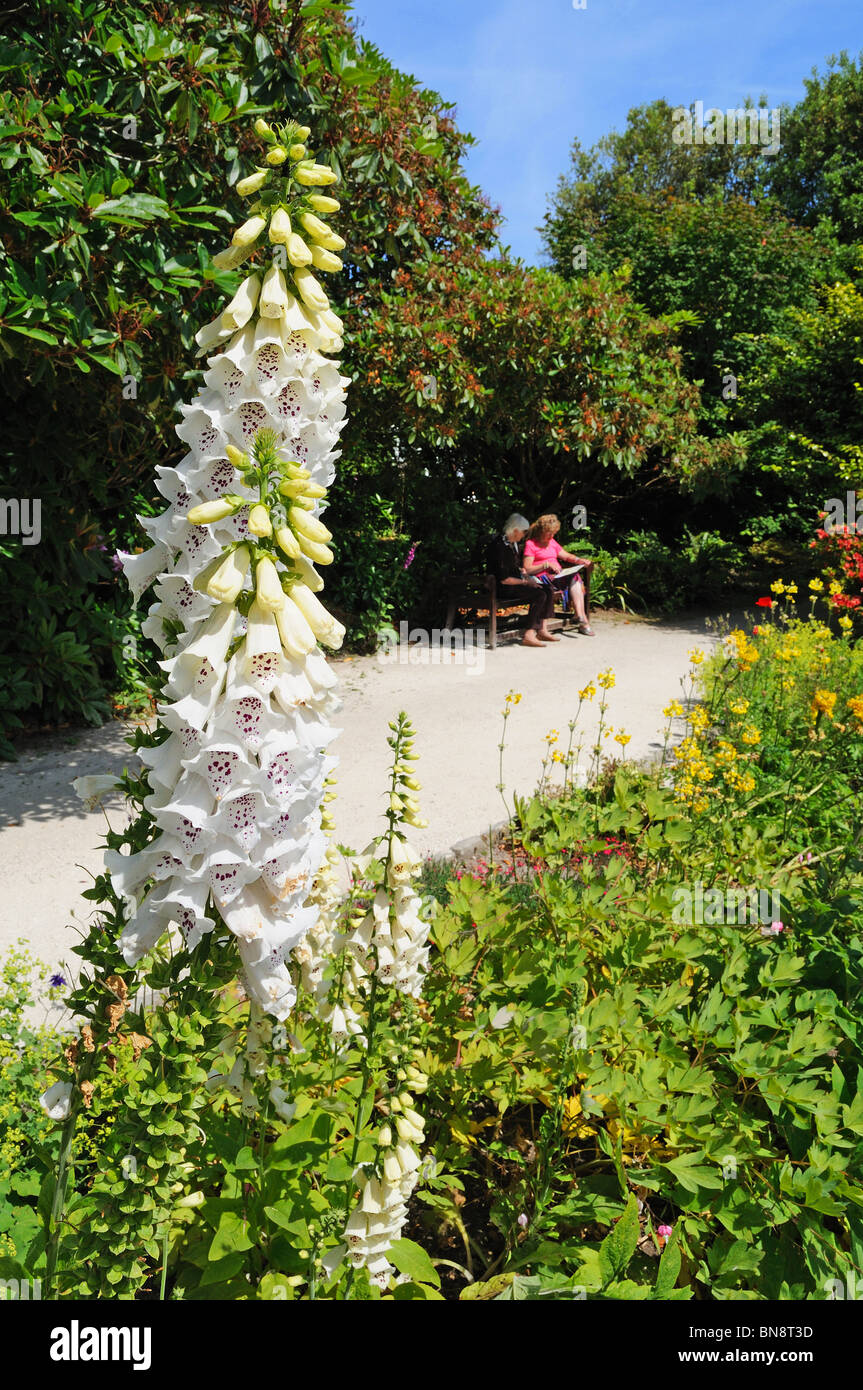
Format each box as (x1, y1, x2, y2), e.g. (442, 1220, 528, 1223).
(350, 0, 863, 265)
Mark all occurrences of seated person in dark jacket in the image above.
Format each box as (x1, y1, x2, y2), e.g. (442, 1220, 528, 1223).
(486, 513, 558, 647)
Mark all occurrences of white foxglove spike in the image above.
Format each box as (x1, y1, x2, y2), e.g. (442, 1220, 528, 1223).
(106, 122, 350, 1018)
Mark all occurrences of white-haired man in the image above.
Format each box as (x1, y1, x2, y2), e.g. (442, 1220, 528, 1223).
(486, 514, 558, 647)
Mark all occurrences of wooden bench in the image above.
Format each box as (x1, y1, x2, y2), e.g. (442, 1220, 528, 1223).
(443, 571, 591, 651)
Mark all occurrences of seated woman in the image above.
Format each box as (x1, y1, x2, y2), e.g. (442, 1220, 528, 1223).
(522, 514, 595, 635)
(486, 513, 558, 647)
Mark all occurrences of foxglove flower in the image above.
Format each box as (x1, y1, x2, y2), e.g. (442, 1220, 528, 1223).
(110, 121, 351, 1020)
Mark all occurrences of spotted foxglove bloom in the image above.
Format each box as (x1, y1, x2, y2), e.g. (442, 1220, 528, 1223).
(109, 121, 351, 1021)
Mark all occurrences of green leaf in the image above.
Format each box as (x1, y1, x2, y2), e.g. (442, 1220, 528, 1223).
(598, 1193, 639, 1285)
(653, 1224, 682, 1298)
(388, 1238, 440, 1287)
(208, 1211, 254, 1261)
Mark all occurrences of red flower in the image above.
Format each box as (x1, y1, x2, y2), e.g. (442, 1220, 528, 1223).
(755, 597, 773, 608)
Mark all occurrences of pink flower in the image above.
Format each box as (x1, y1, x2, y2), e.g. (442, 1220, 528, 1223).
(517, 1213, 528, 1229)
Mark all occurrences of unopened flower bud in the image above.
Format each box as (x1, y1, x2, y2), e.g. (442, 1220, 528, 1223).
(287, 232, 313, 267)
(232, 215, 267, 248)
(255, 556, 286, 612)
(266, 145, 288, 166)
(207, 545, 251, 603)
(187, 496, 240, 525)
(268, 207, 292, 244)
(236, 168, 270, 197)
(247, 504, 272, 537)
(308, 194, 341, 214)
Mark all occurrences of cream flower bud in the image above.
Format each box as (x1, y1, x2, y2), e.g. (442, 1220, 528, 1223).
(287, 582, 345, 649)
(309, 245, 343, 274)
(292, 267, 329, 313)
(377, 1125, 393, 1147)
(298, 211, 332, 242)
(259, 262, 290, 318)
(247, 504, 272, 537)
(298, 211, 346, 251)
(295, 125, 311, 141)
(220, 273, 262, 331)
(288, 506, 332, 544)
(308, 194, 341, 213)
(268, 207, 292, 244)
(293, 533, 333, 567)
(382, 1153, 401, 1184)
(294, 162, 338, 185)
(225, 445, 247, 469)
(254, 118, 273, 137)
(395, 1114, 423, 1144)
(288, 143, 306, 160)
(207, 545, 251, 603)
(279, 478, 325, 500)
(232, 215, 267, 248)
(255, 556, 285, 612)
(236, 168, 270, 197)
(320, 308, 345, 334)
(212, 243, 256, 271)
(186, 496, 239, 525)
(266, 145, 288, 165)
(274, 525, 301, 561)
(287, 233, 313, 267)
(275, 593, 317, 658)
(292, 553, 323, 592)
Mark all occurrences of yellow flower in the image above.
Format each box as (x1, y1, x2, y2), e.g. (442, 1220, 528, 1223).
(829, 581, 843, 596)
(614, 730, 631, 747)
(597, 669, 616, 690)
(688, 647, 705, 665)
(505, 690, 523, 706)
(662, 700, 684, 719)
(579, 682, 597, 701)
(785, 582, 798, 595)
(770, 580, 785, 595)
(809, 578, 824, 592)
(728, 699, 750, 715)
(740, 725, 761, 746)
(690, 706, 710, 733)
(847, 695, 863, 724)
(839, 615, 853, 632)
(810, 689, 837, 721)
(545, 729, 560, 744)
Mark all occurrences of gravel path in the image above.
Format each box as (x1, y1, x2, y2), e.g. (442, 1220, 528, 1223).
(0, 608, 728, 976)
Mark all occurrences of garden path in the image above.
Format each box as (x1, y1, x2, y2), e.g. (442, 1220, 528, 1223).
(0, 608, 732, 976)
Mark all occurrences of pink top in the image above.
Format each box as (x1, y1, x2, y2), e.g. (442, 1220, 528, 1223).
(523, 536, 562, 572)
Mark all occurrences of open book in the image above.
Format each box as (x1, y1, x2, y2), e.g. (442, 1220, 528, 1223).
(539, 563, 585, 579)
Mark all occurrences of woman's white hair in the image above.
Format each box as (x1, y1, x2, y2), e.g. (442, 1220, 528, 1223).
(503, 513, 530, 539)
